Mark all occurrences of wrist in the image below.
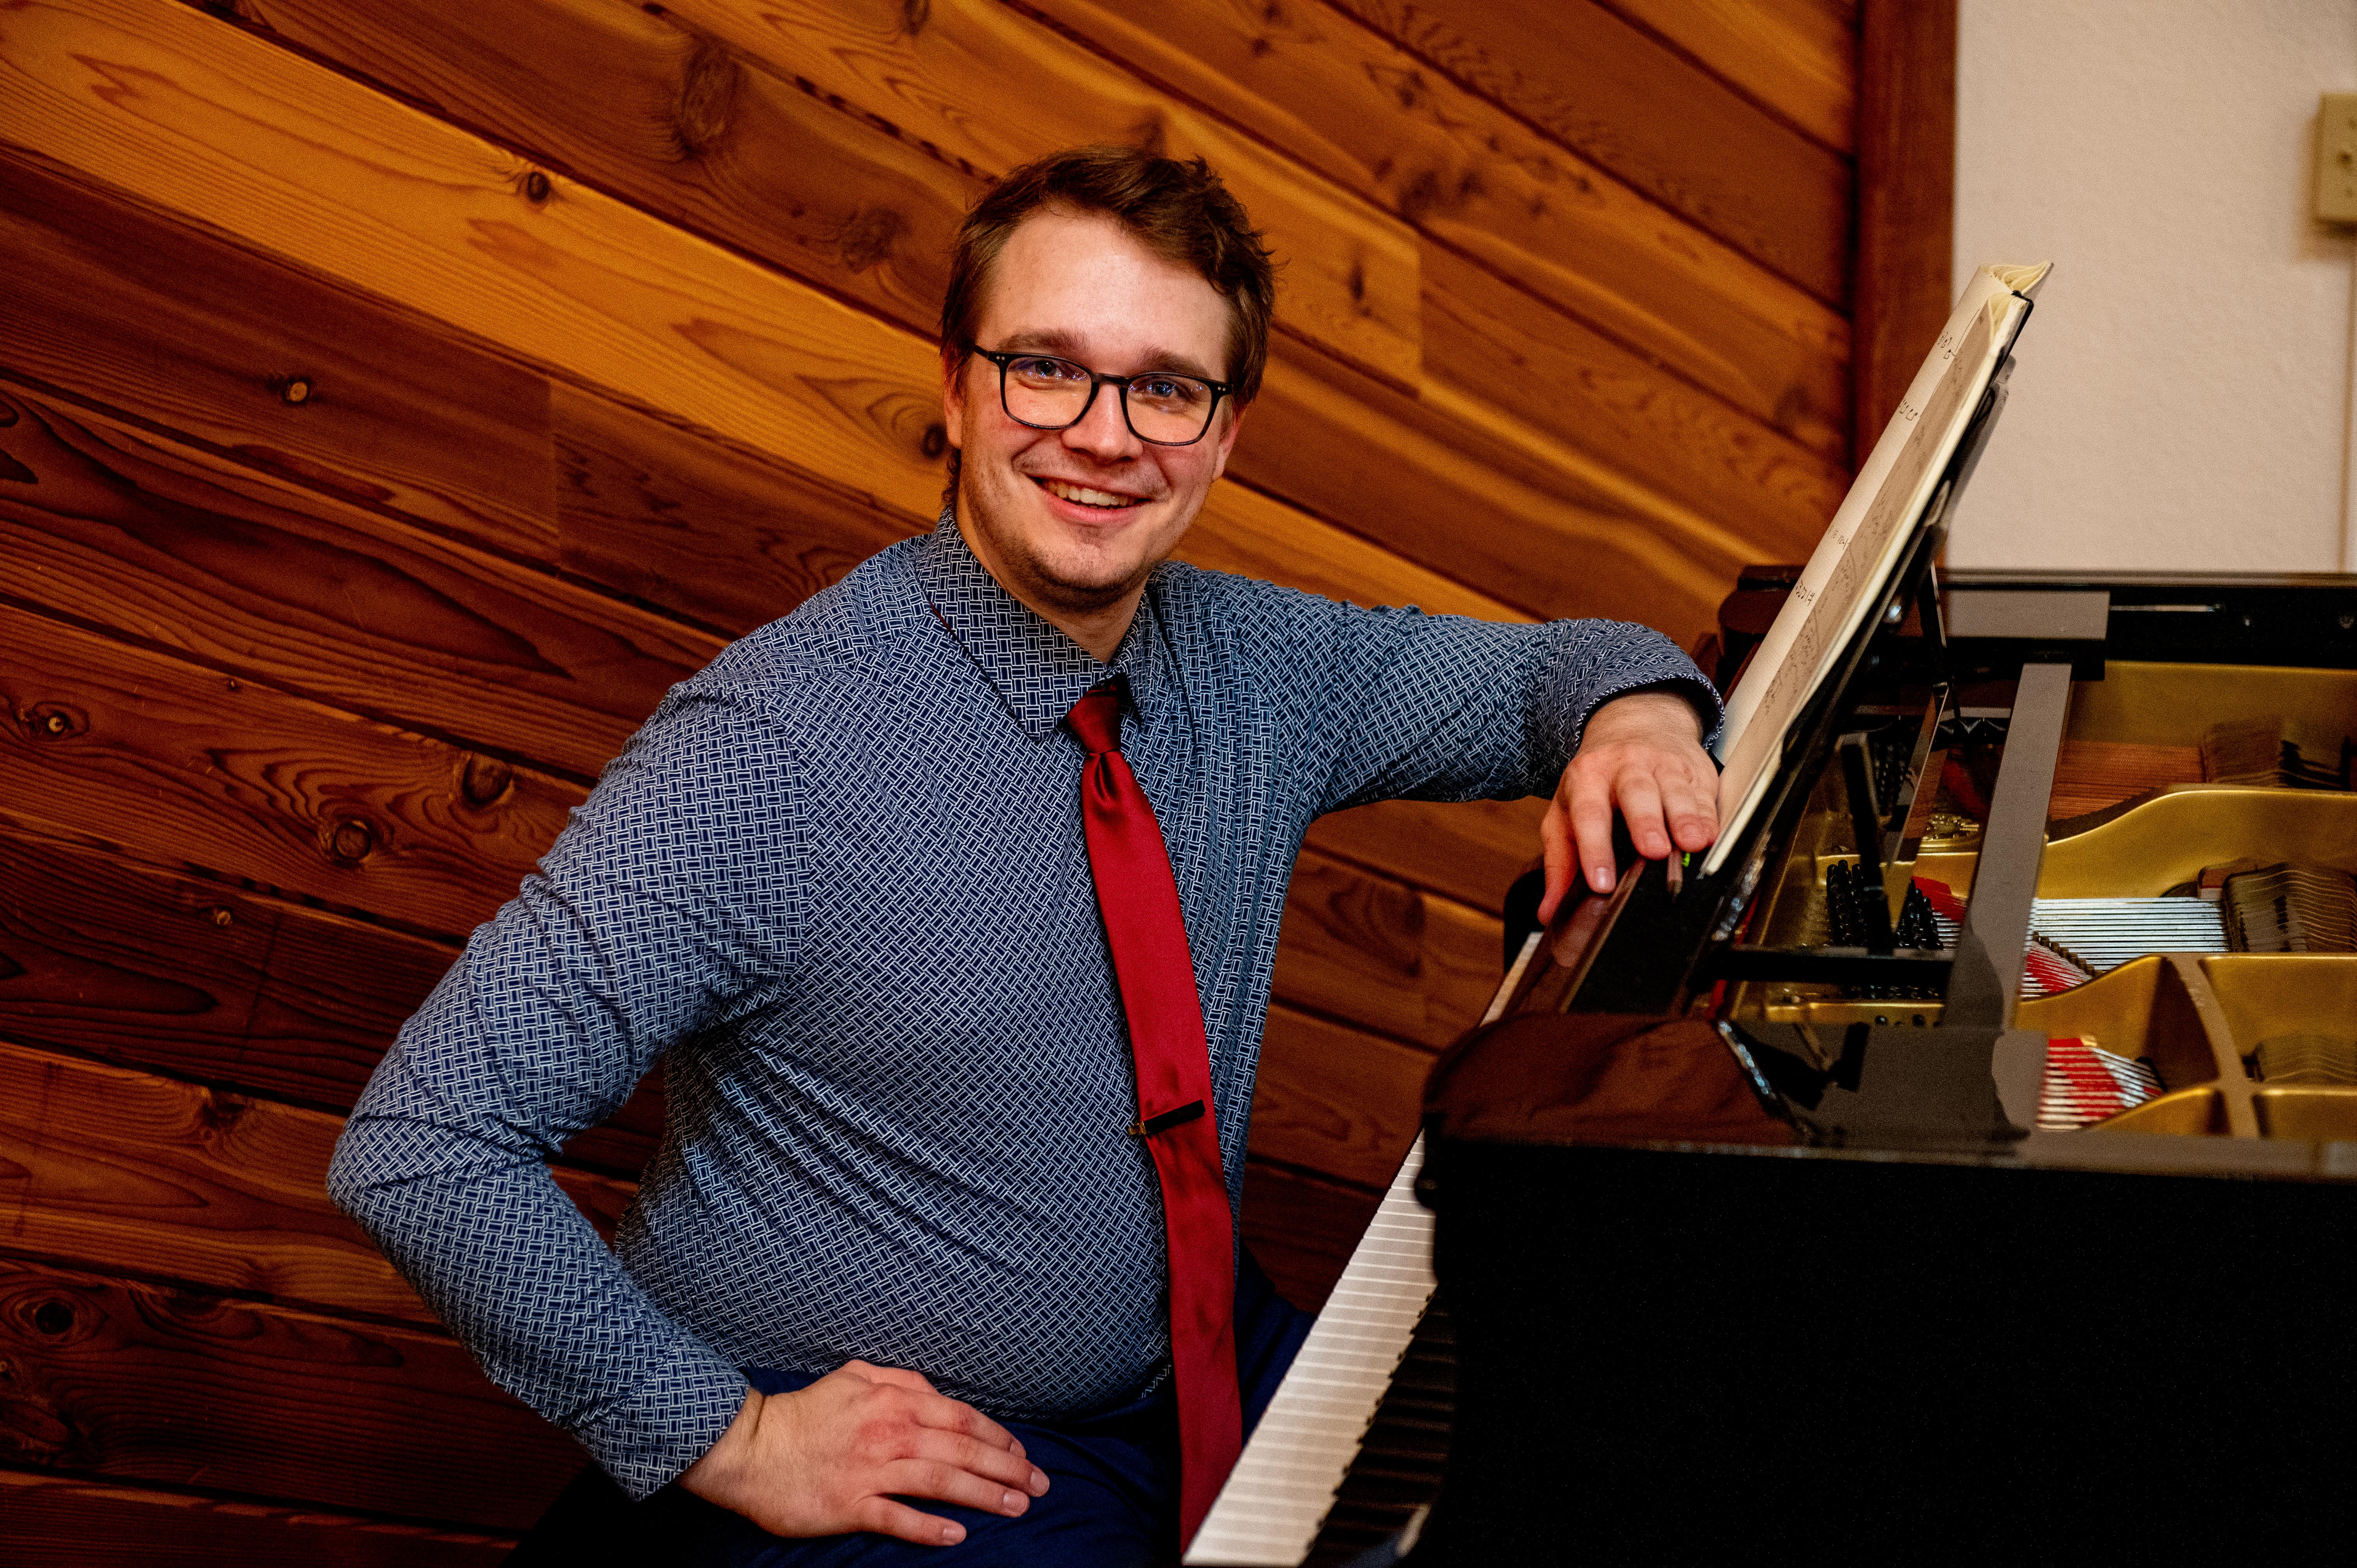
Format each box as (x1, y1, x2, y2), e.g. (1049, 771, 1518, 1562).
(679, 1386, 764, 1504)
(1585, 687, 1704, 745)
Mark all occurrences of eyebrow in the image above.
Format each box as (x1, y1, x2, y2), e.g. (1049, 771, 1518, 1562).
(995, 328, 1222, 383)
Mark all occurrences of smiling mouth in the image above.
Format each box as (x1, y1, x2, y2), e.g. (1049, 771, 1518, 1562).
(1036, 476, 1146, 510)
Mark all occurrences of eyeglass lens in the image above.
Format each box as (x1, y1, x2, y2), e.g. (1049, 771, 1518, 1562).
(1000, 355, 1216, 445)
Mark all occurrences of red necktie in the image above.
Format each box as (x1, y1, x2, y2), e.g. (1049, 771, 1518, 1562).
(1066, 679, 1242, 1549)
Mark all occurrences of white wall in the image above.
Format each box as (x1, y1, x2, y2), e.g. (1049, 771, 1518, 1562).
(1949, 0, 2357, 573)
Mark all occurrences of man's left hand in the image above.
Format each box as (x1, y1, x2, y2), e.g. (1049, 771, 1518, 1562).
(1538, 690, 1719, 923)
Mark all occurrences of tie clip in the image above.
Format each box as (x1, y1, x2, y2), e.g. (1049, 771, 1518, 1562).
(1129, 1100, 1205, 1138)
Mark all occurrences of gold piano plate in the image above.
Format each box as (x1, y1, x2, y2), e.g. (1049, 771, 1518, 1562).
(2067, 661, 2357, 750)
(2097, 1084, 2233, 1136)
(2039, 788, 2357, 897)
(2252, 1086, 2357, 1139)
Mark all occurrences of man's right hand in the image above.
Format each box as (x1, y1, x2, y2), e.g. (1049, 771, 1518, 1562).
(678, 1360, 1051, 1546)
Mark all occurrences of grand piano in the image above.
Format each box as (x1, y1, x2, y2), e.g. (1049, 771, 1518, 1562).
(1189, 277, 2357, 1564)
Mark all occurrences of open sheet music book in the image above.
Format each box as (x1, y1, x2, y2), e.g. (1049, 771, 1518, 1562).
(1703, 261, 2052, 876)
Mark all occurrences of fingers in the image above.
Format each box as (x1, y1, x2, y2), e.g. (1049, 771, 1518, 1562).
(1566, 755, 1619, 894)
(1613, 767, 1670, 861)
(905, 1425, 1048, 1499)
(1664, 765, 1720, 852)
(908, 1386, 1030, 1462)
(1537, 793, 1574, 924)
(878, 1441, 1042, 1519)
(852, 1494, 971, 1549)
(1543, 736, 1721, 903)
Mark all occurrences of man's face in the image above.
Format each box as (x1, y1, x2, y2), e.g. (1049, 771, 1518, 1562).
(943, 209, 1244, 623)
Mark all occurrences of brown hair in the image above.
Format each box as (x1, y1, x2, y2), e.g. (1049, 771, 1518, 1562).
(940, 145, 1277, 408)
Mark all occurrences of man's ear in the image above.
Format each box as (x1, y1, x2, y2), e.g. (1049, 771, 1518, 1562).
(941, 346, 968, 450)
(1209, 401, 1246, 483)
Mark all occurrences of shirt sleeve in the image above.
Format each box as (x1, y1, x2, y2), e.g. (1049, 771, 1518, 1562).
(327, 671, 806, 1499)
(1210, 576, 1723, 819)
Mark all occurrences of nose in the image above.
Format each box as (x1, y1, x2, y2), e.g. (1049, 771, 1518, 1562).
(1061, 381, 1141, 463)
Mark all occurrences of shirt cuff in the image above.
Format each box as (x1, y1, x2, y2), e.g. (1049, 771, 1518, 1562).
(574, 1344, 752, 1501)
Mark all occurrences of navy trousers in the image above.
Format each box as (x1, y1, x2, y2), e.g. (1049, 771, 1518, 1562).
(509, 1254, 1315, 1567)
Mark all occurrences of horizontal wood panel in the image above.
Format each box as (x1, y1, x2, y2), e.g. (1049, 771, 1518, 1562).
(0, 826, 442, 1104)
(0, 1039, 633, 1325)
(1334, 0, 1851, 304)
(1020, 0, 1850, 454)
(1417, 246, 1845, 569)
(1271, 847, 1499, 1052)
(0, 148, 557, 561)
(1239, 337, 1744, 639)
(0, 1469, 514, 1568)
(1175, 480, 1516, 624)
(0, 824, 662, 1178)
(550, 383, 920, 635)
(3, 7, 1515, 627)
(1302, 795, 1542, 918)
(245, 0, 1418, 381)
(0, 149, 917, 641)
(238, 0, 972, 350)
(1240, 1157, 1382, 1315)
(0, 601, 580, 941)
(0, 385, 717, 783)
(648, 0, 1422, 384)
(6, 0, 954, 526)
(0, 1253, 581, 1531)
(212, 0, 1594, 624)
(1248, 1005, 1430, 1192)
(1602, 0, 1857, 153)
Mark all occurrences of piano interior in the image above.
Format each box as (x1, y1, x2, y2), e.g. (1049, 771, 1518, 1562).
(1726, 657, 2357, 1141)
(1193, 572, 2357, 1567)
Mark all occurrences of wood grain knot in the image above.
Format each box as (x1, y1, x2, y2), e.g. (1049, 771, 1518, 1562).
(197, 1089, 251, 1135)
(28, 1300, 72, 1337)
(459, 752, 514, 808)
(524, 171, 553, 204)
(837, 207, 905, 274)
(20, 703, 82, 742)
(921, 422, 947, 460)
(323, 816, 380, 865)
(671, 33, 740, 157)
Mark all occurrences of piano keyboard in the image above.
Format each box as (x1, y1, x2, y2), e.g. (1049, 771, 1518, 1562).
(1185, 1136, 1438, 1566)
(1185, 933, 1544, 1566)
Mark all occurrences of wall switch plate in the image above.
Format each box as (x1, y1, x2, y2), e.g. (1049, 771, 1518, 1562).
(2321, 93, 2357, 223)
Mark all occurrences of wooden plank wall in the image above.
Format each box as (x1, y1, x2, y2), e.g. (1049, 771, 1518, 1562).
(0, 0, 1880, 1555)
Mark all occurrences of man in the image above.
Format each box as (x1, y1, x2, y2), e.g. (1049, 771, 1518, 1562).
(331, 146, 1719, 1564)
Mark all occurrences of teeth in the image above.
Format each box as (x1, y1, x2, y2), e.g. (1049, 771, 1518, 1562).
(1041, 478, 1140, 509)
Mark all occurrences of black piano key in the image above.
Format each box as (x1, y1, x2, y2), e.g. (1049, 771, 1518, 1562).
(1301, 1300, 1456, 1568)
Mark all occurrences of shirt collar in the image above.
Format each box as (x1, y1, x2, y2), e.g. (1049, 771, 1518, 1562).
(915, 508, 1169, 741)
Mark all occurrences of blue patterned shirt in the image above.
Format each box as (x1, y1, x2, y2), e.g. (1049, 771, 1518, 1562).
(330, 515, 1717, 1498)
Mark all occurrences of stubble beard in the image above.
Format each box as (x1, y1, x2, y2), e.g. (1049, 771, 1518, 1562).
(958, 460, 1163, 619)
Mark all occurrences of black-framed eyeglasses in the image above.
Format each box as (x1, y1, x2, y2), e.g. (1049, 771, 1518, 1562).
(969, 345, 1230, 447)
